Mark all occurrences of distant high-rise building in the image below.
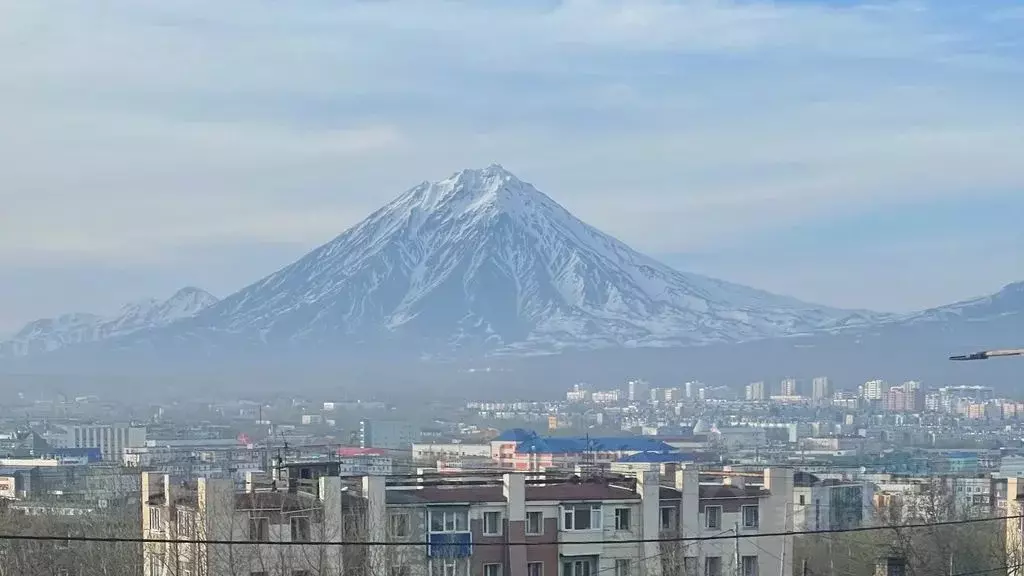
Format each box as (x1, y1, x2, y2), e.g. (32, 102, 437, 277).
(780, 378, 798, 397)
(359, 419, 418, 451)
(684, 381, 698, 399)
(862, 379, 886, 401)
(627, 379, 649, 402)
(566, 384, 589, 402)
(745, 381, 766, 401)
(811, 377, 831, 402)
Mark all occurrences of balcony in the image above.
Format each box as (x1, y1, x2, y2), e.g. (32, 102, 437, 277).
(427, 532, 473, 558)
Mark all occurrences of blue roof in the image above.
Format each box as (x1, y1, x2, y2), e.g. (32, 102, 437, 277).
(616, 451, 694, 463)
(494, 428, 538, 442)
(516, 436, 674, 455)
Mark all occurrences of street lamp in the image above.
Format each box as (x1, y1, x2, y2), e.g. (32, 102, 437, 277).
(949, 348, 1024, 361)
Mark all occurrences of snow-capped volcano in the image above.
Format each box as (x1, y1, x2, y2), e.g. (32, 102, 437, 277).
(173, 164, 877, 355)
(0, 287, 218, 357)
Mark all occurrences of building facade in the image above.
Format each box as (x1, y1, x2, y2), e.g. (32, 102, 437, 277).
(142, 467, 794, 576)
(53, 424, 147, 461)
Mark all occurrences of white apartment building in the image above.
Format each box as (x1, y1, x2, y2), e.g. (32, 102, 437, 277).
(52, 424, 146, 461)
(745, 382, 766, 402)
(811, 377, 831, 402)
(861, 380, 886, 401)
(627, 379, 649, 402)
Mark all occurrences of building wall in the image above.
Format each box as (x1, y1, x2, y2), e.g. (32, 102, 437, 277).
(62, 425, 146, 461)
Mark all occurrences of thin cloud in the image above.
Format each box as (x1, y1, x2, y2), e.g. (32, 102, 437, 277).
(0, 0, 1020, 305)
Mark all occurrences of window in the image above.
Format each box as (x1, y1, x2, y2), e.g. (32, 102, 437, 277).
(526, 511, 544, 535)
(562, 504, 601, 531)
(704, 556, 722, 576)
(562, 558, 595, 576)
(799, 494, 805, 505)
(704, 505, 722, 530)
(149, 553, 164, 576)
(659, 506, 676, 531)
(483, 511, 502, 536)
(615, 559, 631, 576)
(430, 560, 468, 576)
(248, 517, 270, 542)
(177, 509, 195, 538)
(614, 508, 631, 531)
(149, 507, 163, 531)
(390, 513, 409, 537)
(484, 564, 502, 576)
(430, 509, 469, 533)
(390, 568, 411, 576)
(742, 505, 759, 529)
(684, 557, 699, 576)
(741, 556, 759, 576)
(290, 516, 311, 542)
(528, 562, 543, 576)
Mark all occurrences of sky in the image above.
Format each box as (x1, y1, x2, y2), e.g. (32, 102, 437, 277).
(0, 0, 1022, 334)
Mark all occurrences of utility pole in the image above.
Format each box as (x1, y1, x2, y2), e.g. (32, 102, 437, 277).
(734, 522, 741, 576)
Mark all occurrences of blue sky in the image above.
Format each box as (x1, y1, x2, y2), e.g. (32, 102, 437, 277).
(0, 0, 1022, 332)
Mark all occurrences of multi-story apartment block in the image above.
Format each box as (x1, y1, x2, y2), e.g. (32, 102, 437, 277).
(627, 380, 649, 403)
(861, 380, 886, 401)
(142, 471, 345, 576)
(779, 379, 798, 397)
(360, 419, 418, 451)
(745, 382, 766, 402)
(883, 382, 924, 413)
(792, 473, 874, 531)
(811, 377, 831, 403)
(143, 467, 794, 576)
(566, 385, 590, 403)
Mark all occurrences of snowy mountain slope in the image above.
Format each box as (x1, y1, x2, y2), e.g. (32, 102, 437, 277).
(0, 287, 218, 357)
(91, 164, 883, 359)
(892, 280, 1023, 325)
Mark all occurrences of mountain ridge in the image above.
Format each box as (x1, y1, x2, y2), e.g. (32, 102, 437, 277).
(163, 165, 881, 356)
(0, 287, 218, 358)
(1, 166, 1018, 374)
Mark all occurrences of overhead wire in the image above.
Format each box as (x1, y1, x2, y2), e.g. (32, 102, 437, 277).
(0, 513, 1018, 546)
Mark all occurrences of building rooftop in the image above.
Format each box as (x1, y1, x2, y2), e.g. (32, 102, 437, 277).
(659, 484, 769, 501)
(516, 436, 674, 455)
(616, 451, 694, 463)
(493, 428, 537, 443)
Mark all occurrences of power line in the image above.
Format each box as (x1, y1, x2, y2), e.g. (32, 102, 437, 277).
(954, 564, 1024, 576)
(0, 513, 1018, 547)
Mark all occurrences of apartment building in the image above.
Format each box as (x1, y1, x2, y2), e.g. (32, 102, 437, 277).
(143, 467, 793, 576)
(142, 471, 346, 576)
(792, 473, 874, 531)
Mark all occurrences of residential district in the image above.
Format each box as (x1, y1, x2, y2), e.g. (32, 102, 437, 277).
(1, 377, 1023, 576)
